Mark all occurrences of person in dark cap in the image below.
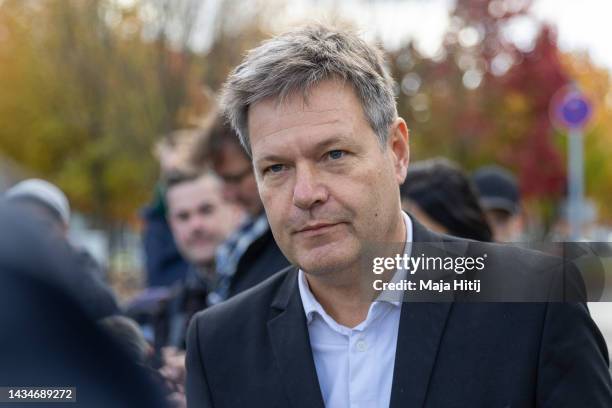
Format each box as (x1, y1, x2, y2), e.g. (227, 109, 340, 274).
(472, 165, 524, 242)
(401, 158, 493, 242)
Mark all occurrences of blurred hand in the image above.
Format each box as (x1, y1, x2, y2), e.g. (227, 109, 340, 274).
(159, 346, 186, 404)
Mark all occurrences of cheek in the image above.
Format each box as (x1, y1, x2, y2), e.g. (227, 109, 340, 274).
(174, 226, 190, 244)
(260, 184, 294, 237)
(342, 164, 394, 223)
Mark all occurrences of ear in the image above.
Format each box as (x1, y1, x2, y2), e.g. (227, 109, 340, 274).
(386, 118, 410, 185)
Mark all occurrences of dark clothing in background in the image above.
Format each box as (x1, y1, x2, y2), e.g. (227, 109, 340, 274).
(126, 267, 210, 351)
(164, 268, 210, 348)
(137, 224, 288, 350)
(186, 220, 612, 408)
(131, 226, 288, 350)
(0, 204, 168, 408)
(227, 228, 289, 298)
(141, 185, 190, 287)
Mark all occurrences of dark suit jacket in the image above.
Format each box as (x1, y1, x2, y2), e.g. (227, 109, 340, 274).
(186, 219, 612, 408)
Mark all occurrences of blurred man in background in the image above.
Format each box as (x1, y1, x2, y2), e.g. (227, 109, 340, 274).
(162, 170, 243, 347)
(472, 165, 524, 242)
(192, 114, 289, 305)
(127, 170, 242, 406)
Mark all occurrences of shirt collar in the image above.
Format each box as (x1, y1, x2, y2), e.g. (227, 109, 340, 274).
(298, 211, 413, 323)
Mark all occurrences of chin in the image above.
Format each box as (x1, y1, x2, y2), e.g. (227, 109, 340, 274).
(295, 241, 359, 276)
(191, 252, 215, 266)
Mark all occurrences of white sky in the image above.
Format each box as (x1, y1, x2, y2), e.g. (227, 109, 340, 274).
(276, 0, 612, 73)
(112, 0, 612, 73)
(531, 0, 612, 72)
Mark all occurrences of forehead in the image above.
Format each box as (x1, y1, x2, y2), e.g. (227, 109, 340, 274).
(167, 176, 220, 209)
(248, 81, 372, 158)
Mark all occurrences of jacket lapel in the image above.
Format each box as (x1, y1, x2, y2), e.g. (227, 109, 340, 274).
(389, 217, 455, 408)
(267, 268, 325, 408)
(389, 301, 453, 407)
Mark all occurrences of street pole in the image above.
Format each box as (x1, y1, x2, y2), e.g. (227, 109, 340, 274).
(567, 129, 584, 240)
(550, 83, 591, 241)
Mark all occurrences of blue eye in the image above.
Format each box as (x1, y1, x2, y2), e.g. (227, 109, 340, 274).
(268, 164, 285, 173)
(328, 150, 345, 160)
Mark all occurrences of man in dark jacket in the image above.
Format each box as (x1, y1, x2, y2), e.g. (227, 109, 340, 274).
(186, 25, 612, 408)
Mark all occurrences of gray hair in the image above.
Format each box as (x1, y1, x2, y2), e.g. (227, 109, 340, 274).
(220, 24, 398, 157)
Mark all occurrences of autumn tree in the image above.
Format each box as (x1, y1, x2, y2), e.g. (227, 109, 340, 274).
(0, 0, 269, 229)
(388, 0, 570, 230)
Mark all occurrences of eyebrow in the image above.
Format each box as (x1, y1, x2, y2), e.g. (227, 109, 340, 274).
(255, 134, 354, 166)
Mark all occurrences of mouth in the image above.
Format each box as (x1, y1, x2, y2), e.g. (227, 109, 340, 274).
(188, 236, 213, 246)
(295, 222, 343, 236)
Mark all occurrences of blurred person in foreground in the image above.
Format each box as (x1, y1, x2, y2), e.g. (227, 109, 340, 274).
(0, 203, 168, 408)
(99, 315, 187, 408)
(4, 178, 119, 320)
(191, 113, 289, 305)
(400, 158, 492, 241)
(186, 25, 612, 408)
(472, 165, 524, 242)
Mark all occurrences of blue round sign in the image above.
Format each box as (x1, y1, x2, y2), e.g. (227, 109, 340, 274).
(550, 87, 592, 130)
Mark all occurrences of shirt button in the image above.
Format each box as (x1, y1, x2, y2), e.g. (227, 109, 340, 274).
(355, 339, 367, 352)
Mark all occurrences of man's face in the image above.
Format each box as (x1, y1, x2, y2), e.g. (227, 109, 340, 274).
(167, 175, 242, 267)
(214, 143, 263, 216)
(249, 80, 409, 277)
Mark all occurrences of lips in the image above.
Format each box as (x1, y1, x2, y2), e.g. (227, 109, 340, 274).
(295, 222, 342, 235)
(187, 235, 214, 245)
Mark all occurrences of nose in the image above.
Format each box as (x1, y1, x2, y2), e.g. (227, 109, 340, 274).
(188, 214, 207, 233)
(292, 163, 328, 210)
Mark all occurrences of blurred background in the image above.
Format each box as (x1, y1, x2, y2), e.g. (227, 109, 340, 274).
(0, 0, 610, 356)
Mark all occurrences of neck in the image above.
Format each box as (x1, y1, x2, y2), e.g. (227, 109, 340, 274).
(305, 211, 406, 327)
